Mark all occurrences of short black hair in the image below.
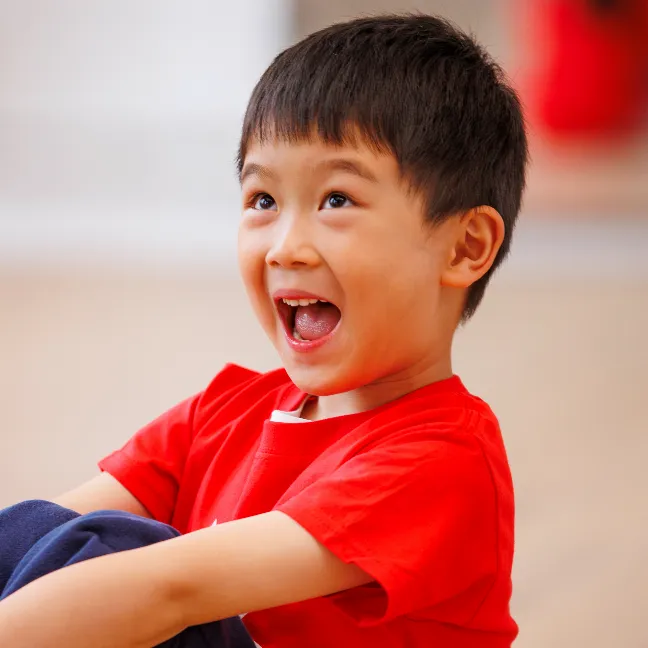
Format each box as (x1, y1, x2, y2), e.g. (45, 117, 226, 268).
(238, 14, 528, 319)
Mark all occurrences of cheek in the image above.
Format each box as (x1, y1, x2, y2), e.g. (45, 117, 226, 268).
(237, 221, 266, 276)
(348, 247, 441, 335)
(237, 229, 272, 324)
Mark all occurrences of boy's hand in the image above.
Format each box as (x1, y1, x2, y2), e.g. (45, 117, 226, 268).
(0, 511, 371, 648)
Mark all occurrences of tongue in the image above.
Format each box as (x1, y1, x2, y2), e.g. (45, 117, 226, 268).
(294, 303, 341, 341)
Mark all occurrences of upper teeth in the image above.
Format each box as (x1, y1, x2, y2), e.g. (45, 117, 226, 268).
(282, 298, 323, 307)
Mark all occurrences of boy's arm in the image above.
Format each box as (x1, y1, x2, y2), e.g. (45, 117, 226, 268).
(0, 511, 372, 648)
(52, 472, 152, 518)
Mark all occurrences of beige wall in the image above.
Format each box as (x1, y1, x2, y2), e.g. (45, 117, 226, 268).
(295, 0, 505, 58)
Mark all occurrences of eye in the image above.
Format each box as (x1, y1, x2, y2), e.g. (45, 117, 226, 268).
(322, 192, 353, 210)
(253, 193, 277, 211)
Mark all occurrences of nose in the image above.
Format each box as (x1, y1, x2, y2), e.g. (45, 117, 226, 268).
(265, 214, 321, 269)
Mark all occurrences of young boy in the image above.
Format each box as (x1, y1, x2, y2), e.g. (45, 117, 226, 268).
(0, 13, 527, 648)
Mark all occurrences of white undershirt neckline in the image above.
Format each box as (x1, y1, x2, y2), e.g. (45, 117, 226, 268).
(269, 398, 311, 423)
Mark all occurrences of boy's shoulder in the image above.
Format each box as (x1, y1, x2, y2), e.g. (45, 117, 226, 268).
(194, 363, 298, 417)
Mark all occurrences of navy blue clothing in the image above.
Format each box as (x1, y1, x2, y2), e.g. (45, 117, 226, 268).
(0, 500, 256, 648)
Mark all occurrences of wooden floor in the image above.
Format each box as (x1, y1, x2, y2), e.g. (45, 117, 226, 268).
(1, 269, 647, 647)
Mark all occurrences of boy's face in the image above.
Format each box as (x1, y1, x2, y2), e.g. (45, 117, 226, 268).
(238, 136, 459, 396)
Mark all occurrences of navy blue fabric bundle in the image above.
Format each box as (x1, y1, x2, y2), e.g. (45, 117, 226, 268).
(0, 500, 256, 648)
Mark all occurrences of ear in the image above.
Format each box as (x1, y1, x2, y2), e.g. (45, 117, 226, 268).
(440, 206, 505, 288)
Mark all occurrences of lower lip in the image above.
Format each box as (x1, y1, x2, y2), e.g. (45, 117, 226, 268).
(283, 323, 340, 353)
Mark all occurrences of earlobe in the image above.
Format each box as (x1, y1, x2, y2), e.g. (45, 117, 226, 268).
(440, 206, 505, 288)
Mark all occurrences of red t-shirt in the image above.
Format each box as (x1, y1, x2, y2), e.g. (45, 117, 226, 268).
(99, 364, 517, 648)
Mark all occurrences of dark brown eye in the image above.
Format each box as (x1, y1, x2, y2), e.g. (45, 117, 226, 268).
(254, 194, 276, 210)
(324, 193, 351, 209)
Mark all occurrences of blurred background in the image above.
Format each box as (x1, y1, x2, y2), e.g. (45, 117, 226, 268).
(1, 1, 647, 646)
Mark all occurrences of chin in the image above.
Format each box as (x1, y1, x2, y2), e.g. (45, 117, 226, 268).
(282, 361, 355, 397)
(282, 352, 382, 397)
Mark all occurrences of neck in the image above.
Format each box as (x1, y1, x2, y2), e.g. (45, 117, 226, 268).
(302, 353, 453, 421)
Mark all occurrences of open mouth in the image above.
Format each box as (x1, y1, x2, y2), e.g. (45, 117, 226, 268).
(276, 296, 342, 344)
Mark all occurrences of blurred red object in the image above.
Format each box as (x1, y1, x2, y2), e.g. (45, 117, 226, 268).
(531, 0, 648, 137)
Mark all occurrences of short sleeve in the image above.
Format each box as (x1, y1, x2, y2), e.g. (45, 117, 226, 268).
(277, 418, 499, 625)
(98, 363, 258, 523)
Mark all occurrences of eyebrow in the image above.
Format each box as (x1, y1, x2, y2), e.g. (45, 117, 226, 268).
(239, 158, 379, 185)
(239, 163, 276, 184)
(316, 158, 379, 183)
